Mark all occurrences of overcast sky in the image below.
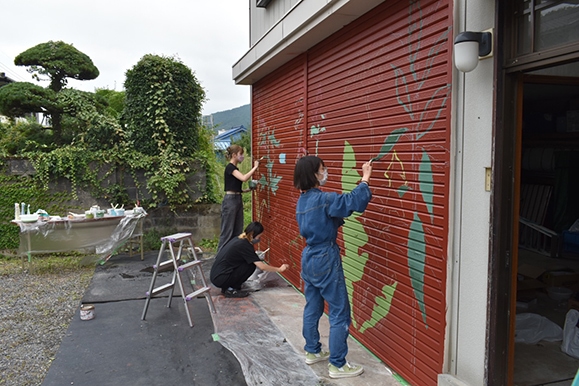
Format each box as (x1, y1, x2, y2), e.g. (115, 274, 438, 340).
(0, 0, 251, 115)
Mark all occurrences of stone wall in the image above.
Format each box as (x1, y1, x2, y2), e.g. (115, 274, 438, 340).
(4, 158, 221, 242)
(143, 204, 221, 242)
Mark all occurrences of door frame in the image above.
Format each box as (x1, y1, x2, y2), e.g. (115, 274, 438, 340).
(489, 1, 579, 383)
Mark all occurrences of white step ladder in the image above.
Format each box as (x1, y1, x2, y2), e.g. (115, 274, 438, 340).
(141, 232, 215, 327)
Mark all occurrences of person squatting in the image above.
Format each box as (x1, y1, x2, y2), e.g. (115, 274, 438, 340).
(210, 221, 288, 298)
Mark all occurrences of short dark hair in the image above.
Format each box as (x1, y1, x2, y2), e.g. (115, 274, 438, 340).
(243, 221, 264, 239)
(293, 156, 324, 190)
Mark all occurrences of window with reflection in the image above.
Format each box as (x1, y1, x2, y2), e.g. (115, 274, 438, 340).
(515, 0, 579, 56)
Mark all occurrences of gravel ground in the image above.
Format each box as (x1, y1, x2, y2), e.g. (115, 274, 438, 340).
(0, 264, 94, 386)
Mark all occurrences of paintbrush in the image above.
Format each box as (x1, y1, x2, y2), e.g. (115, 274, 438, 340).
(258, 248, 270, 259)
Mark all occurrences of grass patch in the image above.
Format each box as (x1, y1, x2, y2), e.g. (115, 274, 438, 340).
(142, 229, 218, 254)
(198, 236, 219, 252)
(0, 252, 95, 276)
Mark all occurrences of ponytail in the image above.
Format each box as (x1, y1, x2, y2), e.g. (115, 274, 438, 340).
(226, 144, 243, 160)
(238, 221, 264, 242)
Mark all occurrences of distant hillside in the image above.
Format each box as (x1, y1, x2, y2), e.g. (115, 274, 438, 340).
(203, 104, 250, 133)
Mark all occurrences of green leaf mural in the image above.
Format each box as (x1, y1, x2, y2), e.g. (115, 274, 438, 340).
(268, 133, 280, 146)
(310, 124, 326, 137)
(269, 176, 282, 194)
(342, 141, 397, 331)
(310, 124, 326, 156)
(383, 1, 450, 330)
(256, 130, 282, 196)
(419, 149, 434, 221)
(371, 128, 408, 162)
(408, 212, 427, 326)
(359, 282, 398, 333)
(397, 184, 410, 198)
(342, 141, 369, 329)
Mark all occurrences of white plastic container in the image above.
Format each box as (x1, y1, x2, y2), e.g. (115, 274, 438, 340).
(547, 287, 573, 301)
(19, 214, 39, 223)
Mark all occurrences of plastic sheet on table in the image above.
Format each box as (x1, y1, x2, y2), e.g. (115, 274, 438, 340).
(16, 219, 67, 238)
(97, 211, 147, 261)
(15, 211, 146, 259)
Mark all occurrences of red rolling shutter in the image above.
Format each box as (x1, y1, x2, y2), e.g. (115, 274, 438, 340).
(252, 1, 452, 384)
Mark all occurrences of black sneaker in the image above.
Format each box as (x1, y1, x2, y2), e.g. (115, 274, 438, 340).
(221, 289, 249, 298)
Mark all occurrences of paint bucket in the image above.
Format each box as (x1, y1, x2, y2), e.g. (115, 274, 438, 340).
(80, 304, 95, 321)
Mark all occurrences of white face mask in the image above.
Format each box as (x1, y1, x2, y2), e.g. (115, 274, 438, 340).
(237, 154, 245, 163)
(317, 169, 328, 186)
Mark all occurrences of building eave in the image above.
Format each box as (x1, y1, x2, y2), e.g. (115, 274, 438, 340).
(233, 0, 385, 85)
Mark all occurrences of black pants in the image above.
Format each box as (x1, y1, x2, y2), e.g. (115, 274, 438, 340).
(217, 195, 244, 252)
(212, 263, 256, 291)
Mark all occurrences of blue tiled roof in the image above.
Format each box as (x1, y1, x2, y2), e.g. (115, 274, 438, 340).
(214, 125, 247, 140)
(213, 125, 247, 150)
(214, 140, 231, 151)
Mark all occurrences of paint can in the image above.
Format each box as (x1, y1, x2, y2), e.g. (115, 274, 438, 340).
(80, 304, 95, 321)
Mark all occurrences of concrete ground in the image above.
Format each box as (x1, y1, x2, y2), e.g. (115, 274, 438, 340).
(42, 250, 403, 386)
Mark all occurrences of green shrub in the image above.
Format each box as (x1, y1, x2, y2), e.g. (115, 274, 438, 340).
(198, 236, 219, 252)
(142, 228, 178, 252)
(0, 118, 53, 156)
(0, 172, 58, 250)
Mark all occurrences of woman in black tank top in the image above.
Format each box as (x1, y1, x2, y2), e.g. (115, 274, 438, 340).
(217, 144, 261, 251)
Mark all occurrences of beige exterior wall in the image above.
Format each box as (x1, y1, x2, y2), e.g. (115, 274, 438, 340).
(250, 0, 301, 45)
(444, 0, 496, 385)
(235, 0, 385, 85)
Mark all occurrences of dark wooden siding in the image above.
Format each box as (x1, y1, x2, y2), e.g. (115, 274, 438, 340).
(252, 1, 452, 384)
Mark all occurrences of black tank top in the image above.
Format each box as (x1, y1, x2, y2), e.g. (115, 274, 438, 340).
(224, 163, 242, 192)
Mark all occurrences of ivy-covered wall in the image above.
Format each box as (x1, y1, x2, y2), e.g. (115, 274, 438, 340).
(1, 158, 220, 251)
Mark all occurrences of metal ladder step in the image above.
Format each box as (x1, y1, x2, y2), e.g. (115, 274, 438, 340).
(184, 286, 211, 301)
(148, 282, 174, 296)
(178, 260, 202, 271)
(142, 233, 215, 327)
(154, 258, 176, 271)
(161, 232, 192, 243)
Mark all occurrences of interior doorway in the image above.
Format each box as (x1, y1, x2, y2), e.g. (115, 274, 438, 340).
(512, 64, 579, 386)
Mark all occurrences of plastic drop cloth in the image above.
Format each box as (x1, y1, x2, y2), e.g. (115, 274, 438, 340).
(15, 211, 146, 259)
(515, 313, 563, 344)
(96, 211, 147, 259)
(562, 309, 579, 359)
(211, 272, 320, 386)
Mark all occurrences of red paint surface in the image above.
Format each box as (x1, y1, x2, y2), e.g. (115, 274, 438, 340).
(252, 1, 452, 384)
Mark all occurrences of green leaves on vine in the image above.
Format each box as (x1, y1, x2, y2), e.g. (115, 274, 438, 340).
(1, 50, 216, 215)
(123, 54, 205, 159)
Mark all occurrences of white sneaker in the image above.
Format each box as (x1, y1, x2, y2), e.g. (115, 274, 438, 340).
(305, 350, 330, 364)
(328, 362, 364, 378)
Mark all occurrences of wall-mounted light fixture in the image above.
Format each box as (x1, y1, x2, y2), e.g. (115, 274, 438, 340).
(256, 0, 273, 7)
(453, 30, 493, 72)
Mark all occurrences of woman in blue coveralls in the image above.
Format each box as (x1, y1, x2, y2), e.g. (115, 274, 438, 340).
(293, 155, 373, 379)
(217, 144, 260, 252)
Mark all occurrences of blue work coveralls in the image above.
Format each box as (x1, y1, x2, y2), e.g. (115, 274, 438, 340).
(296, 183, 371, 368)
